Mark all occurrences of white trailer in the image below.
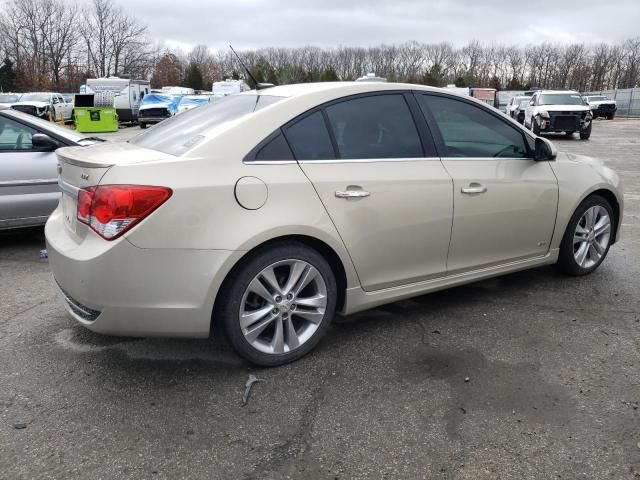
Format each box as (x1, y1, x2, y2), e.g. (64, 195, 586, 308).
(84, 77, 151, 122)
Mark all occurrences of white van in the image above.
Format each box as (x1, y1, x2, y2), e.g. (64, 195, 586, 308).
(84, 77, 151, 122)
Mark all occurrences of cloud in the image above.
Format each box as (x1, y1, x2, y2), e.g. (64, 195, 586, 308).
(108, 0, 640, 51)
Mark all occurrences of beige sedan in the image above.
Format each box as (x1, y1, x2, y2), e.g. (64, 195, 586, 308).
(45, 82, 623, 366)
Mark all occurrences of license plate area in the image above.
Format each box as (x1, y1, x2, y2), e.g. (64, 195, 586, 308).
(61, 193, 78, 232)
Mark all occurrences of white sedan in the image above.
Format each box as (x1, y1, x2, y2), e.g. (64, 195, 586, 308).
(45, 82, 623, 366)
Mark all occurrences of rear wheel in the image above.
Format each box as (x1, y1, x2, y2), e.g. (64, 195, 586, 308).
(218, 242, 337, 366)
(565, 131, 574, 137)
(558, 195, 614, 275)
(608, 113, 615, 120)
(140, 122, 147, 129)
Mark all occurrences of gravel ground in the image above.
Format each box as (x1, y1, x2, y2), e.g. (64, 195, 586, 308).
(1, 118, 639, 480)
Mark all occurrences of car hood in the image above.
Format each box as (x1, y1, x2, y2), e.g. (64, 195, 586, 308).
(555, 151, 604, 167)
(140, 102, 171, 111)
(538, 105, 590, 112)
(589, 100, 616, 106)
(12, 101, 49, 108)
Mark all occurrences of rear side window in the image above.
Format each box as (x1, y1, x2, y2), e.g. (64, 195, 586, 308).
(417, 95, 529, 159)
(284, 111, 335, 160)
(254, 132, 294, 161)
(325, 94, 423, 159)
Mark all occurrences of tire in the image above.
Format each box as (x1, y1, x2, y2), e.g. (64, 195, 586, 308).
(532, 117, 540, 136)
(140, 122, 147, 129)
(608, 113, 615, 120)
(217, 241, 337, 366)
(565, 131, 574, 137)
(579, 122, 592, 140)
(557, 194, 614, 276)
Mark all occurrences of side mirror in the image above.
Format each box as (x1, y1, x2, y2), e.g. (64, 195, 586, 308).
(32, 133, 60, 151)
(534, 137, 557, 161)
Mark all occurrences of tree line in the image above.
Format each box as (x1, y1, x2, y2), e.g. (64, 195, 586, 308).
(1, 0, 639, 93)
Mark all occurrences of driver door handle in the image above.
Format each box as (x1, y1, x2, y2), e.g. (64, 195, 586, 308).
(461, 184, 488, 194)
(335, 189, 370, 198)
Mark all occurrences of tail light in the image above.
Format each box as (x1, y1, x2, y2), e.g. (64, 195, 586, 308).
(77, 185, 172, 240)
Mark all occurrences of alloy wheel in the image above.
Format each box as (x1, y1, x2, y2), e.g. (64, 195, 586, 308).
(239, 259, 328, 355)
(573, 205, 611, 268)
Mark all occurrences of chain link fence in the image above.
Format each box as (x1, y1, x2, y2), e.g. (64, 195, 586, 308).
(588, 88, 640, 118)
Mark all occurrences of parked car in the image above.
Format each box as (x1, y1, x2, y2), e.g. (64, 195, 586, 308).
(138, 93, 181, 129)
(524, 90, 593, 139)
(505, 95, 530, 121)
(46, 82, 622, 366)
(584, 95, 617, 119)
(11, 92, 73, 122)
(177, 94, 214, 115)
(0, 93, 21, 109)
(0, 109, 102, 230)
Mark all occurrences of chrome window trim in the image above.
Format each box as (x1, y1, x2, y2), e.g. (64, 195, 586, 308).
(296, 157, 442, 164)
(58, 178, 80, 199)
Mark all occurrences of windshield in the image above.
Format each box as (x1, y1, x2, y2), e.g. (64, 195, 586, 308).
(588, 96, 608, 101)
(0, 94, 20, 103)
(538, 94, 585, 106)
(517, 99, 530, 108)
(19, 93, 51, 102)
(131, 94, 283, 156)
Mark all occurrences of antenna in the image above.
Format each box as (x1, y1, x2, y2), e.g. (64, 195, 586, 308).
(228, 44, 274, 90)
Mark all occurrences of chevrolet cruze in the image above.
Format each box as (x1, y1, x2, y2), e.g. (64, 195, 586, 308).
(46, 82, 623, 366)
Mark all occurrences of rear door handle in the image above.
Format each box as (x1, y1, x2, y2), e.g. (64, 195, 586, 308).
(335, 189, 370, 198)
(461, 184, 487, 194)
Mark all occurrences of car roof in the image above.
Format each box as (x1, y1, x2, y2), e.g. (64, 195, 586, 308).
(244, 81, 444, 99)
(537, 90, 580, 95)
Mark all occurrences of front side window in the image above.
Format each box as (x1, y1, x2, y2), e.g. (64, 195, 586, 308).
(417, 94, 529, 159)
(284, 111, 335, 161)
(325, 94, 423, 159)
(0, 117, 36, 151)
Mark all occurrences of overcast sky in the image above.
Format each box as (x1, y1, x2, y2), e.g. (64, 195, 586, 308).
(112, 0, 639, 52)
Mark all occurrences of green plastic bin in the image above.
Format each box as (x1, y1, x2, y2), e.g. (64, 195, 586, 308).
(73, 94, 119, 133)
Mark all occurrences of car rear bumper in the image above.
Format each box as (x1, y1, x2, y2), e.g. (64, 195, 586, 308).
(45, 206, 234, 338)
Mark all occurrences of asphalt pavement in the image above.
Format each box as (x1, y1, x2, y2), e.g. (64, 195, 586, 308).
(1, 118, 639, 479)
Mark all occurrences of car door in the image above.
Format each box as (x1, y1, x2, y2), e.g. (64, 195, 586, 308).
(415, 93, 558, 274)
(0, 115, 60, 226)
(288, 92, 454, 291)
(524, 93, 538, 128)
(51, 95, 63, 121)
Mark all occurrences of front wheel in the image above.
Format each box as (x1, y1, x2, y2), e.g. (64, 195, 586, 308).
(580, 122, 592, 140)
(218, 242, 337, 366)
(532, 117, 540, 135)
(139, 122, 147, 129)
(557, 195, 614, 275)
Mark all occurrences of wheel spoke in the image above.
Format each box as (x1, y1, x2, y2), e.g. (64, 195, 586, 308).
(285, 317, 300, 349)
(573, 233, 587, 245)
(575, 223, 588, 235)
(292, 267, 318, 297)
(594, 221, 611, 237)
(294, 294, 327, 308)
(260, 267, 282, 295)
(248, 278, 273, 303)
(244, 313, 278, 342)
(591, 240, 605, 255)
(240, 304, 274, 329)
(271, 318, 285, 354)
(293, 310, 324, 324)
(586, 207, 597, 229)
(282, 261, 307, 295)
(588, 243, 601, 261)
(575, 242, 589, 266)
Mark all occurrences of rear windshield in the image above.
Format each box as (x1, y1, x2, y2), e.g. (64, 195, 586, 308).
(131, 94, 282, 156)
(538, 94, 585, 106)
